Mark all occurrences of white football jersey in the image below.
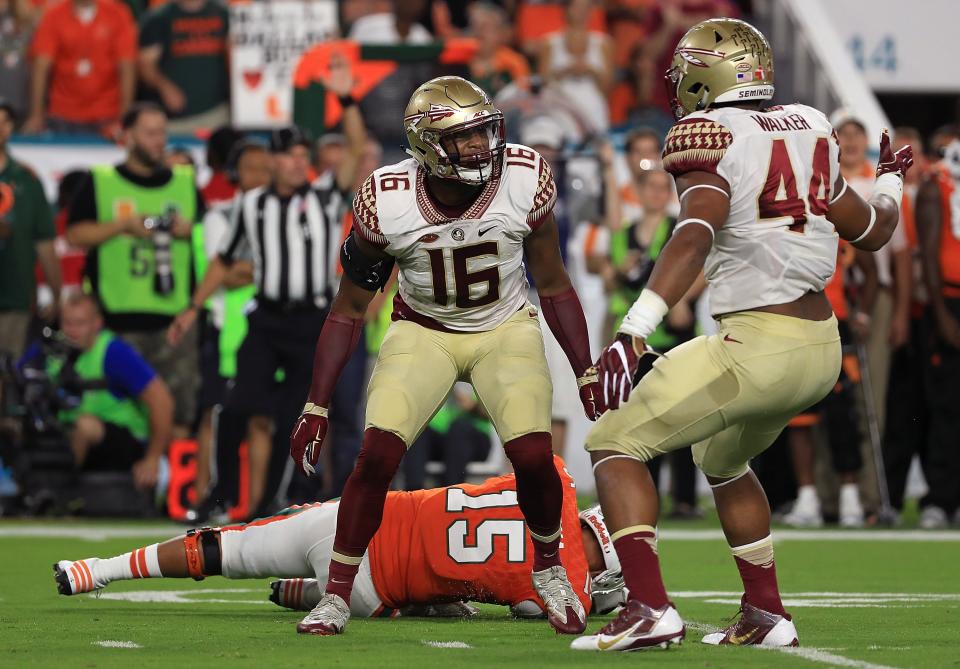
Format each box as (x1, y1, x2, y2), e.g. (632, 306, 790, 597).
(352, 144, 557, 332)
(663, 104, 841, 316)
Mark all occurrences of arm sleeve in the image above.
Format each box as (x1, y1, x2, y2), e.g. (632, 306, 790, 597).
(66, 173, 98, 225)
(103, 339, 156, 398)
(661, 118, 734, 178)
(528, 156, 558, 230)
(138, 9, 165, 49)
(217, 194, 248, 263)
(352, 174, 389, 249)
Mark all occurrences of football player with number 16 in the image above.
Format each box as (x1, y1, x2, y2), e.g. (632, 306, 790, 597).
(289, 76, 605, 637)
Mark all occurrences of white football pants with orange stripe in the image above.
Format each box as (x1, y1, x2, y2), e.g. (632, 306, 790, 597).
(219, 501, 383, 616)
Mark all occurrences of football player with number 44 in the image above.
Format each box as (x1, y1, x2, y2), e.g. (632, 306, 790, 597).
(572, 18, 913, 652)
(289, 76, 605, 636)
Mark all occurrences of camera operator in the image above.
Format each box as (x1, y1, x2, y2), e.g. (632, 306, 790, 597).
(19, 294, 173, 488)
(65, 102, 204, 439)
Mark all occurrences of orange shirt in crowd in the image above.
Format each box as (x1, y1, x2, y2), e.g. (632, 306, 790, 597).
(368, 457, 591, 612)
(824, 240, 855, 321)
(31, 0, 137, 123)
(932, 166, 960, 296)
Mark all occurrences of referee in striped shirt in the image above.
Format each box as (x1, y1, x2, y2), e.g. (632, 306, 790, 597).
(168, 126, 340, 516)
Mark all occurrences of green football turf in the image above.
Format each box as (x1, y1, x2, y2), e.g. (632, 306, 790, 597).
(1, 520, 958, 668)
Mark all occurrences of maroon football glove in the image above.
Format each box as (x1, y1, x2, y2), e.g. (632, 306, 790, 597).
(577, 366, 607, 420)
(289, 403, 328, 478)
(597, 334, 661, 410)
(876, 129, 914, 179)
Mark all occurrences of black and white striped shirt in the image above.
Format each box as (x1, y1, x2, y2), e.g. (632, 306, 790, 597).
(218, 179, 343, 305)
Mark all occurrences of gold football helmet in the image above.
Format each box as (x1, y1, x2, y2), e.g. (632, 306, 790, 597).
(665, 18, 775, 120)
(403, 76, 505, 185)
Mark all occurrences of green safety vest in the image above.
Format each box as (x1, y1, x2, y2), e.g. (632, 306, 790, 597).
(191, 224, 255, 378)
(609, 218, 675, 350)
(48, 331, 149, 440)
(92, 164, 195, 317)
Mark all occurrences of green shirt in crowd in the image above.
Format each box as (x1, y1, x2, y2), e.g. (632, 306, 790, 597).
(139, 0, 229, 118)
(0, 157, 54, 311)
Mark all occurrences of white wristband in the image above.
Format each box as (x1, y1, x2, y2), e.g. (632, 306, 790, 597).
(620, 289, 669, 339)
(872, 172, 903, 212)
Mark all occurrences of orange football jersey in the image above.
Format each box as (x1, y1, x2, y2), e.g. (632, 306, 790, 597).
(368, 457, 591, 612)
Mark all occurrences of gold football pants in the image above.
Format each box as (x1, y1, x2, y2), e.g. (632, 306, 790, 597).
(586, 311, 841, 479)
(365, 307, 554, 446)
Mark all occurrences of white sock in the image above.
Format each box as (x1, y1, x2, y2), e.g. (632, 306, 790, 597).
(92, 544, 163, 584)
(839, 483, 861, 508)
(796, 485, 819, 506)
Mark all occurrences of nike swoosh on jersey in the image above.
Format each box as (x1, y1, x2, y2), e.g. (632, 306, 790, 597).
(478, 226, 497, 237)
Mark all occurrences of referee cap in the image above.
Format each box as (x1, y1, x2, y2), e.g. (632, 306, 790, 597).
(270, 126, 312, 154)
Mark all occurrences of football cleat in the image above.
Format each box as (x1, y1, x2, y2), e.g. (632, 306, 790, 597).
(270, 578, 321, 611)
(571, 600, 685, 651)
(296, 593, 351, 636)
(701, 601, 799, 647)
(531, 565, 587, 634)
(53, 559, 103, 595)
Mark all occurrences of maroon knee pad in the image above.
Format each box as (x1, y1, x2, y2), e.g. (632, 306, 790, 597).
(503, 432, 562, 540)
(332, 428, 406, 557)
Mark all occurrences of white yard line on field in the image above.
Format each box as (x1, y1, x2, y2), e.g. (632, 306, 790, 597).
(688, 620, 901, 669)
(92, 640, 142, 649)
(421, 640, 473, 649)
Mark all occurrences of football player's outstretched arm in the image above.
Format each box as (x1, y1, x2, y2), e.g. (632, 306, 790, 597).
(595, 170, 729, 409)
(828, 130, 913, 252)
(290, 232, 391, 477)
(524, 213, 606, 419)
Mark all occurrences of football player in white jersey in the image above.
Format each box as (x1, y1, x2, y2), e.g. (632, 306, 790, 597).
(287, 76, 605, 636)
(571, 19, 913, 652)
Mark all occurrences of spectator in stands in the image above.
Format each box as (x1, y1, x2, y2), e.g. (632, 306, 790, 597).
(833, 110, 911, 516)
(608, 43, 674, 138)
(618, 127, 669, 226)
(0, 100, 62, 358)
(191, 140, 267, 511)
(883, 127, 933, 523)
(538, 0, 614, 135)
(913, 128, 960, 528)
(0, 0, 34, 119)
(201, 125, 244, 208)
(467, 2, 530, 98)
(21, 293, 173, 488)
(24, 0, 137, 136)
(138, 0, 230, 135)
(402, 385, 491, 490)
(347, 0, 432, 44)
(65, 102, 203, 440)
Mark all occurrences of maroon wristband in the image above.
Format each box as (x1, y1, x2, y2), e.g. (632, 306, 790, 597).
(307, 311, 363, 406)
(539, 286, 593, 377)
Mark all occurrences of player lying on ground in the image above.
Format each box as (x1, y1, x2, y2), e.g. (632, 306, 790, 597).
(54, 457, 626, 619)
(571, 18, 913, 652)
(289, 76, 605, 636)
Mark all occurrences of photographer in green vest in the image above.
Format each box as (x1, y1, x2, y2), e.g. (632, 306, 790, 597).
(22, 293, 174, 489)
(65, 102, 204, 438)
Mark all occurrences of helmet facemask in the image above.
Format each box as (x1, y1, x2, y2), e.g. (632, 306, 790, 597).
(412, 114, 506, 186)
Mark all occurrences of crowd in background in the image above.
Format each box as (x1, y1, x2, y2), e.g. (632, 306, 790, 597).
(1, 0, 959, 531)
